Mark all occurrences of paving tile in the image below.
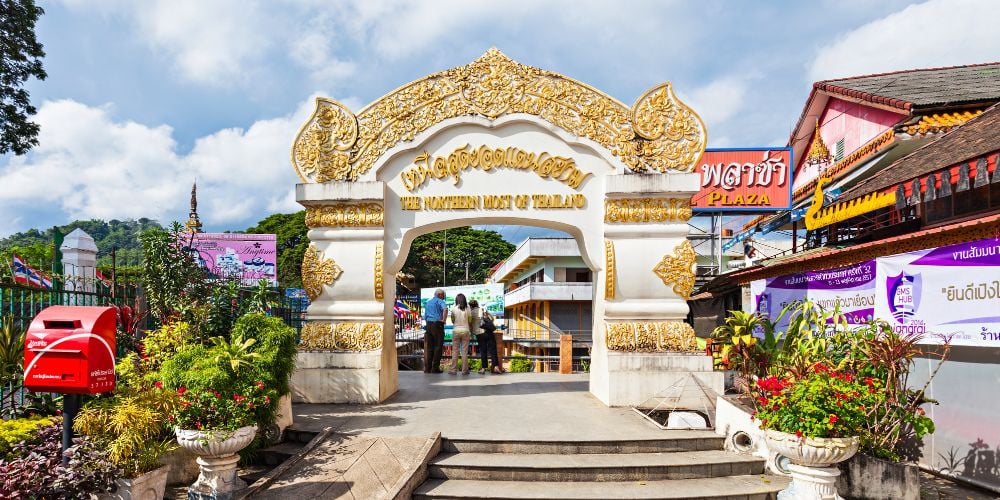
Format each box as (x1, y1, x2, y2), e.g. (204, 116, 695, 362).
(342, 452, 390, 500)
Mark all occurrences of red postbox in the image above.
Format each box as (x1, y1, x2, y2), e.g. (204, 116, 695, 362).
(23, 306, 117, 394)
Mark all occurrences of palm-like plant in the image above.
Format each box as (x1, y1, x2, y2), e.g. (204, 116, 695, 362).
(0, 318, 26, 386)
(210, 335, 260, 374)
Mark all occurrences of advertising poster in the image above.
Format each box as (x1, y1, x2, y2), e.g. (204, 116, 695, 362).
(420, 283, 506, 321)
(692, 148, 793, 212)
(751, 260, 876, 331)
(184, 233, 278, 285)
(875, 237, 1000, 347)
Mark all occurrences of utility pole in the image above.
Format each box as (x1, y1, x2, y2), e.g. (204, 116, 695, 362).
(442, 229, 447, 287)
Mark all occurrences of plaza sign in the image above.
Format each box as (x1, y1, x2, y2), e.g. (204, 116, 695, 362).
(692, 148, 793, 212)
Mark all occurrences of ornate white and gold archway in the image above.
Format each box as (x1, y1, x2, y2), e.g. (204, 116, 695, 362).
(290, 48, 720, 406)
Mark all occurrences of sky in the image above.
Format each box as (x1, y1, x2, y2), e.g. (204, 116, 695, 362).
(1, 0, 998, 240)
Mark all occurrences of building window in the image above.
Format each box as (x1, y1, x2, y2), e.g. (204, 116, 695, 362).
(565, 268, 592, 283)
(834, 139, 845, 162)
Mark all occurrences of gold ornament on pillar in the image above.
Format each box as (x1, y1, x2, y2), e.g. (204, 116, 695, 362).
(652, 240, 697, 299)
(298, 321, 383, 351)
(304, 203, 384, 228)
(374, 243, 384, 301)
(291, 48, 707, 183)
(301, 244, 343, 301)
(605, 321, 698, 352)
(604, 239, 616, 300)
(604, 198, 692, 223)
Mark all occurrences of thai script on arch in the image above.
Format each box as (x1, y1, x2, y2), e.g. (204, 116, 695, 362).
(400, 144, 592, 192)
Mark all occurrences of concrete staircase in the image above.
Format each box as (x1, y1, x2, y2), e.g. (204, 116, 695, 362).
(414, 432, 787, 500)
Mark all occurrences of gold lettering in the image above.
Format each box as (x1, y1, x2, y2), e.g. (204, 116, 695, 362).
(399, 145, 591, 192)
(400, 196, 421, 210)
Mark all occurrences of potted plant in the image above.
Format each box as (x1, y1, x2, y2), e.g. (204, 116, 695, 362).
(753, 365, 872, 499)
(172, 382, 269, 498)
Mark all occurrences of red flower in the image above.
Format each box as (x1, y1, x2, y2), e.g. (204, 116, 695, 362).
(154, 381, 163, 389)
(757, 396, 769, 406)
(828, 415, 840, 424)
(842, 373, 853, 382)
(264, 396, 271, 404)
(795, 430, 803, 439)
(257, 381, 266, 390)
(750, 411, 756, 422)
(178, 386, 187, 396)
(812, 362, 827, 373)
(864, 377, 874, 386)
(233, 395, 245, 402)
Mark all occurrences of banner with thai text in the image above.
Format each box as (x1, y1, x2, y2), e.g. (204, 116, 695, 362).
(693, 148, 793, 212)
(875, 237, 1000, 347)
(751, 260, 877, 331)
(184, 233, 278, 285)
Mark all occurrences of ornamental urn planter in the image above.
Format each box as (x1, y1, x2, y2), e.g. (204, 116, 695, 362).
(175, 426, 257, 500)
(100, 464, 171, 500)
(765, 429, 859, 500)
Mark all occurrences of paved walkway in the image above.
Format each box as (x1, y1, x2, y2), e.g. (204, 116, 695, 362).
(292, 371, 677, 440)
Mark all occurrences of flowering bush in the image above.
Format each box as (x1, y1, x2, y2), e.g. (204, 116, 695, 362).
(752, 364, 880, 439)
(171, 381, 275, 432)
(0, 421, 118, 498)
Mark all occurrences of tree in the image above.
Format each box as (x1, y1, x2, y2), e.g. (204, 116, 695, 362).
(245, 211, 308, 288)
(402, 227, 514, 289)
(0, 0, 46, 155)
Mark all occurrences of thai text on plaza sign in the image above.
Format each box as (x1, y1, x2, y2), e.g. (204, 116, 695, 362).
(692, 148, 793, 211)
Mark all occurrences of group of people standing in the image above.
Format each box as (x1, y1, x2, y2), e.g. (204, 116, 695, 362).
(423, 289, 503, 375)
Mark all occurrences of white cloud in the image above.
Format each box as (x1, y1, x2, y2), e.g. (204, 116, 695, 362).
(810, 0, 1000, 80)
(0, 97, 316, 233)
(683, 76, 753, 127)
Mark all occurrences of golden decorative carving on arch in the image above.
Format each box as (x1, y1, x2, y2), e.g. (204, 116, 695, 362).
(605, 321, 698, 352)
(652, 240, 697, 299)
(301, 244, 343, 301)
(291, 48, 706, 183)
(298, 321, 383, 351)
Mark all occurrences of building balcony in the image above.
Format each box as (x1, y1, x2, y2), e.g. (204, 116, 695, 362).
(504, 281, 593, 307)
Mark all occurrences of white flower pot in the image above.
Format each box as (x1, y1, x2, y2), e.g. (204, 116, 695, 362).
(765, 429, 859, 500)
(175, 426, 257, 499)
(765, 429, 859, 467)
(99, 464, 170, 500)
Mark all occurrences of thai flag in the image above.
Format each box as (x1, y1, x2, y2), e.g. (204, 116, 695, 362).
(393, 299, 413, 319)
(96, 269, 112, 287)
(12, 254, 53, 289)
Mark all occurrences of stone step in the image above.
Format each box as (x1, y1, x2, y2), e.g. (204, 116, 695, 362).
(282, 427, 320, 444)
(443, 433, 724, 455)
(429, 450, 766, 482)
(414, 475, 788, 499)
(258, 441, 305, 467)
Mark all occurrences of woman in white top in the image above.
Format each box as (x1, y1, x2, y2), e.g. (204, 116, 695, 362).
(448, 293, 478, 375)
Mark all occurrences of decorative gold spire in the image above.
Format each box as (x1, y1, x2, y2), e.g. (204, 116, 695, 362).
(806, 119, 832, 166)
(185, 182, 203, 233)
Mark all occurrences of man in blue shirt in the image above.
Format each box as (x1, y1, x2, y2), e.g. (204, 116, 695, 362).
(423, 289, 448, 373)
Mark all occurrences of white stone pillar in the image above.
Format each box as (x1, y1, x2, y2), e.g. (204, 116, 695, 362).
(290, 182, 397, 404)
(590, 173, 723, 406)
(60, 228, 98, 304)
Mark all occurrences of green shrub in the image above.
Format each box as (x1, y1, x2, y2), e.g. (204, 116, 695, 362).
(0, 416, 55, 460)
(509, 354, 532, 373)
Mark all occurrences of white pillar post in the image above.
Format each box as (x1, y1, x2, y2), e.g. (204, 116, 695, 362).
(60, 228, 98, 304)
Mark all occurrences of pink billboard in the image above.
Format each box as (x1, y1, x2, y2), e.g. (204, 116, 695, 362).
(184, 233, 278, 285)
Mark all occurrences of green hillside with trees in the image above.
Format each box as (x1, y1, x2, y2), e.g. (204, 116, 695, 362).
(1, 214, 515, 290)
